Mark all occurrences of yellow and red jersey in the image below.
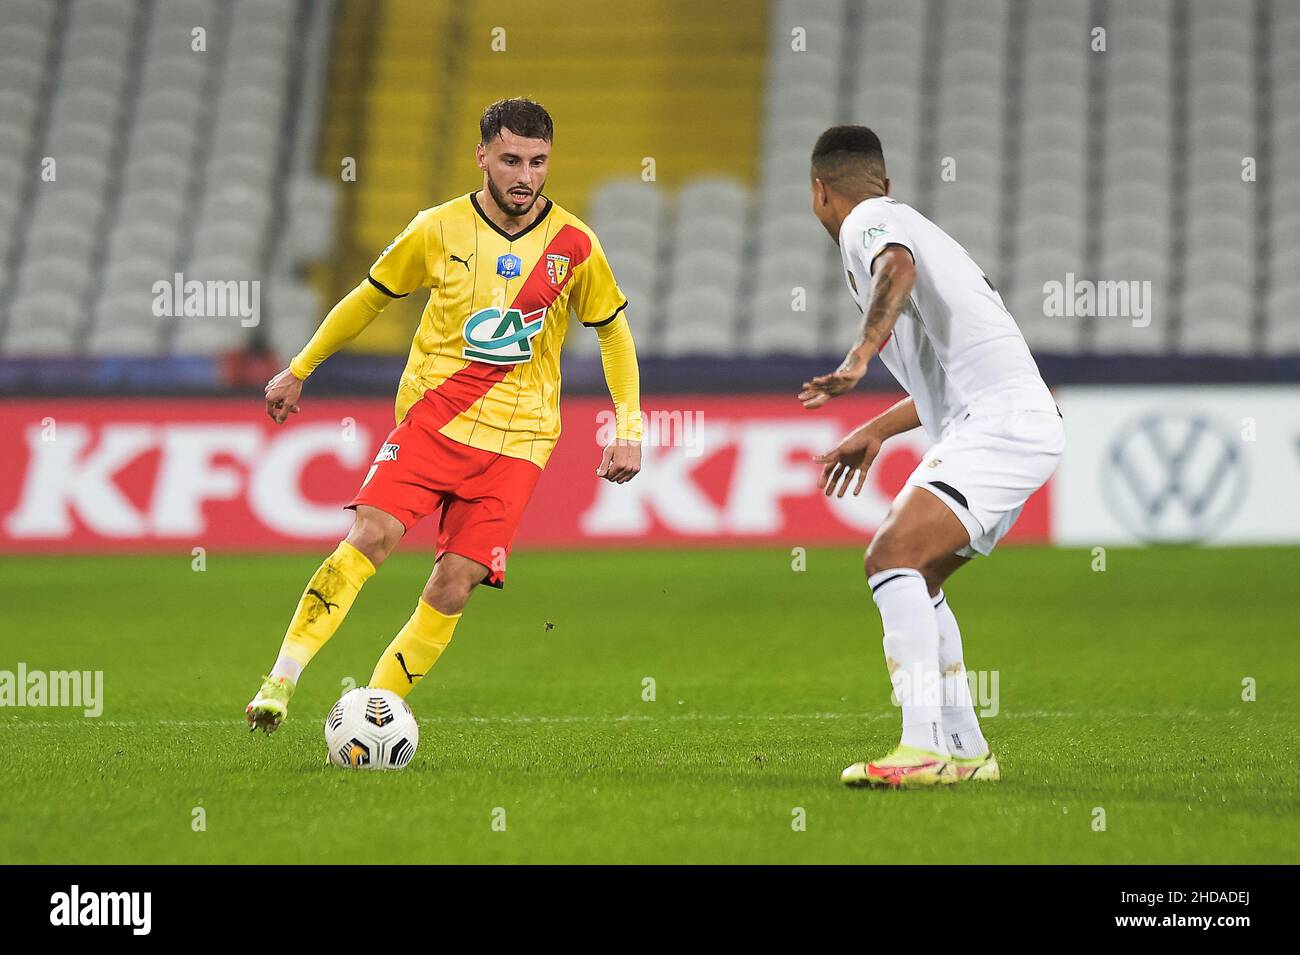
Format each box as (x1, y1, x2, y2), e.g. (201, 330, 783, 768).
(366, 192, 626, 468)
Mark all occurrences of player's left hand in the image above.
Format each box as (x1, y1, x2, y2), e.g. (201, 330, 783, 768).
(813, 428, 883, 497)
(799, 353, 868, 409)
(264, 367, 303, 424)
(597, 441, 641, 483)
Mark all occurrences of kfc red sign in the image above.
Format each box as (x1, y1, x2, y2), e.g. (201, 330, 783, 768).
(0, 397, 1050, 551)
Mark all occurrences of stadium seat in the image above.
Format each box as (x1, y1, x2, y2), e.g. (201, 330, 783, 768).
(589, 180, 665, 233)
(660, 287, 738, 357)
(4, 322, 80, 356)
(1264, 287, 1300, 354)
(670, 252, 744, 301)
(746, 309, 825, 357)
(1179, 291, 1257, 356)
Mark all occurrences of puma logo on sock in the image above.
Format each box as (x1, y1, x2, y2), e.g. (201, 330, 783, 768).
(395, 652, 424, 684)
(307, 589, 339, 613)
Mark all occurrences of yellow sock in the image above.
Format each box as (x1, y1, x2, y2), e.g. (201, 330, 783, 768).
(369, 599, 461, 698)
(271, 541, 376, 681)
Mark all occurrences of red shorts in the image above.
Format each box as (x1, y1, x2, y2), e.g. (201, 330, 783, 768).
(348, 395, 543, 587)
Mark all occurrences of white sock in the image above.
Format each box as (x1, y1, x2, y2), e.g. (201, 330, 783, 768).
(268, 654, 303, 684)
(934, 590, 990, 759)
(869, 568, 947, 756)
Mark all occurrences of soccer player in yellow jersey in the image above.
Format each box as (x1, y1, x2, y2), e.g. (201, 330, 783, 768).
(246, 99, 642, 732)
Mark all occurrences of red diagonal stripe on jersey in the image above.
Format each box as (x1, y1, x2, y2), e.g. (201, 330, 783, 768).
(417, 222, 593, 431)
(509, 224, 590, 314)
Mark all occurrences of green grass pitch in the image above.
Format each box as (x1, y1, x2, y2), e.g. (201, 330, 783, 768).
(1, 545, 1297, 864)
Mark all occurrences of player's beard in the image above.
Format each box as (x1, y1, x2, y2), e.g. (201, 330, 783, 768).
(487, 175, 544, 218)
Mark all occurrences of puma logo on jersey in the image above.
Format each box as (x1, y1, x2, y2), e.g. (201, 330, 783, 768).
(462, 305, 545, 364)
(449, 252, 473, 271)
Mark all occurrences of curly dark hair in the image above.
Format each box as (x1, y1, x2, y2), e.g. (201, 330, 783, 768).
(480, 98, 554, 144)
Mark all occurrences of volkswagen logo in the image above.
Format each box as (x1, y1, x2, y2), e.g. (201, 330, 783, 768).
(1100, 411, 1247, 543)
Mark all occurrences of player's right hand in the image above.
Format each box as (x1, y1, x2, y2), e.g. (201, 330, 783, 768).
(799, 353, 868, 409)
(813, 428, 883, 498)
(596, 441, 642, 484)
(265, 368, 304, 424)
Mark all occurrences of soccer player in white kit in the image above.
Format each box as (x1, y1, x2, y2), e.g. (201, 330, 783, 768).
(801, 126, 1066, 787)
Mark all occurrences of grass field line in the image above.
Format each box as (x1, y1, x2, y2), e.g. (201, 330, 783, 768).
(1, 709, 1104, 729)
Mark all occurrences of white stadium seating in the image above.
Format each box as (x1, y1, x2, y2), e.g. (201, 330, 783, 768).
(0, 0, 327, 358)
(0, 0, 1294, 360)
(583, 0, 1296, 358)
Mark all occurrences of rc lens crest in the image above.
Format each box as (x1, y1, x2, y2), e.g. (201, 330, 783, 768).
(546, 254, 570, 286)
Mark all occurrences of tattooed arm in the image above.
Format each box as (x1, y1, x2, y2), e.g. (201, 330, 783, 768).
(798, 245, 916, 410)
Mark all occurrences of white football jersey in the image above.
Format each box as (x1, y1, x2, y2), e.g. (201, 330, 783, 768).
(839, 196, 1057, 442)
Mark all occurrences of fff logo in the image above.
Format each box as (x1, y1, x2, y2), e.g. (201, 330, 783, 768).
(496, 254, 522, 279)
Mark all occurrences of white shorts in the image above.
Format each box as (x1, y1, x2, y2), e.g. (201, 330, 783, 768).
(903, 409, 1066, 557)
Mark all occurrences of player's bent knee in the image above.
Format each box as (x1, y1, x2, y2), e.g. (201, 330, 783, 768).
(865, 535, 924, 578)
(345, 510, 403, 568)
(343, 529, 387, 568)
(424, 590, 469, 616)
(422, 577, 475, 615)
(423, 555, 489, 615)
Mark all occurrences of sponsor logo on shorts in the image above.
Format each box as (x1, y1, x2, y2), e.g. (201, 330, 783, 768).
(375, 443, 399, 462)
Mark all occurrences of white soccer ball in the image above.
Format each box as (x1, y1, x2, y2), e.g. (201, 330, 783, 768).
(324, 687, 419, 769)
